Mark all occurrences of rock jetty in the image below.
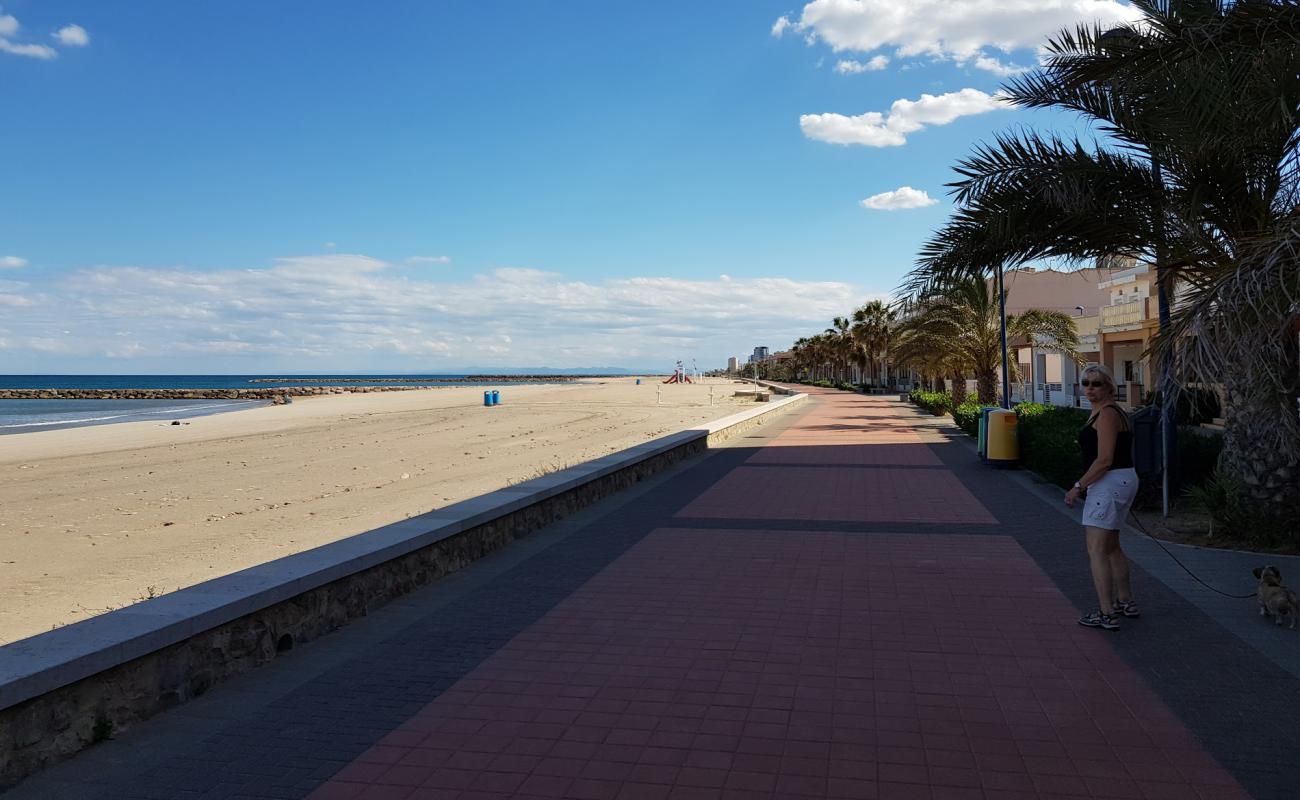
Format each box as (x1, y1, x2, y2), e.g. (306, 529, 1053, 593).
(0, 386, 432, 401)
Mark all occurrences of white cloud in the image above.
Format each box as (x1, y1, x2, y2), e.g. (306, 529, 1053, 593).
(834, 55, 889, 74)
(771, 16, 792, 38)
(0, 12, 16, 37)
(860, 186, 939, 210)
(1, 255, 28, 269)
(0, 255, 862, 370)
(775, 0, 1140, 72)
(405, 255, 452, 265)
(53, 24, 88, 46)
(801, 87, 1006, 147)
(323, 241, 337, 249)
(0, 37, 55, 59)
(973, 54, 1029, 76)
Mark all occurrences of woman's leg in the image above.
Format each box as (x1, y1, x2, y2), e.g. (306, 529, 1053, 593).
(1109, 542, 1133, 603)
(1085, 527, 1118, 614)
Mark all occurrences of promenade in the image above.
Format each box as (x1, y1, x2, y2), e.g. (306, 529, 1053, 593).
(8, 388, 1298, 800)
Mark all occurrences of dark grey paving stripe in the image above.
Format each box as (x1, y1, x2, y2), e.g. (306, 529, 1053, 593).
(929, 437, 1300, 800)
(735, 461, 953, 471)
(664, 517, 1004, 535)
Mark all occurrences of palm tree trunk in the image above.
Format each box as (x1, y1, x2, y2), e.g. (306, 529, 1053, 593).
(975, 369, 997, 405)
(950, 373, 967, 405)
(1218, 370, 1300, 522)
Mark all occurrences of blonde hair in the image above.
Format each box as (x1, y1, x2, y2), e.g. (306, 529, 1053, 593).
(1080, 364, 1118, 398)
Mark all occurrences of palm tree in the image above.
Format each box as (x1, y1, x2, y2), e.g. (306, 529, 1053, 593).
(896, 278, 1081, 405)
(851, 300, 898, 388)
(910, 0, 1300, 514)
(825, 316, 855, 383)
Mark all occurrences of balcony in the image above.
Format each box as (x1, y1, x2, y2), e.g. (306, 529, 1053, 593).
(1100, 297, 1153, 331)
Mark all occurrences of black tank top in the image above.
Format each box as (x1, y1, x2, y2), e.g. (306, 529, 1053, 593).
(1079, 405, 1134, 472)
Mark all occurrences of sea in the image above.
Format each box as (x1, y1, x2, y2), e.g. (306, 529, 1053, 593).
(0, 374, 564, 435)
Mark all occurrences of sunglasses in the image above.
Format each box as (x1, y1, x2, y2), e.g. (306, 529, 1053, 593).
(1080, 380, 1107, 388)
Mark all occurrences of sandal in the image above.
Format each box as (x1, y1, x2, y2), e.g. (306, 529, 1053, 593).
(1113, 599, 1141, 618)
(1078, 610, 1121, 631)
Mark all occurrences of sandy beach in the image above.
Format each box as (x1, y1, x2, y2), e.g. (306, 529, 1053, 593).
(0, 378, 758, 644)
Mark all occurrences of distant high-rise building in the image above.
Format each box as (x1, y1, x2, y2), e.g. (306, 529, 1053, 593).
(752, 346, 770, 362)
(726, 356, 739, 373)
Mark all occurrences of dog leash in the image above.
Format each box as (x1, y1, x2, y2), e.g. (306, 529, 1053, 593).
(1125, 509, 1258, 599)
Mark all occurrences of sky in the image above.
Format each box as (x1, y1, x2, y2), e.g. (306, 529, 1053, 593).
(0, 1, 1139, 373)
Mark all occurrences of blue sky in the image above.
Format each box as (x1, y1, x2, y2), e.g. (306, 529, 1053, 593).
(1, 1, 1136, 372)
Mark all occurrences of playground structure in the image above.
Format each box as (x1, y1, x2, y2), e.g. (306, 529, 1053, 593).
(662, 360, 693, 384)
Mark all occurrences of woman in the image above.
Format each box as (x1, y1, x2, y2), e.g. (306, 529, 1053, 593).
(1065, 365, 1140, 631)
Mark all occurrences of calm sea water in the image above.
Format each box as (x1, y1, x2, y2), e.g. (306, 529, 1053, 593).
(0, 374, 550, 435)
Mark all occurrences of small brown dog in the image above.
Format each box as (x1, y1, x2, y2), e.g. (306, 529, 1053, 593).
(1253, 566, 1298, 629)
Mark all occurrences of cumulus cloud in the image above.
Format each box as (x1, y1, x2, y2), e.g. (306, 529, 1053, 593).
(0, 255, 862, 370)
(775, 0, 1140, 74)
(1, 7, 87, 58)
(973, 54, 1029, 76)
(53, 24, 88, 46)
(801, 87, 1006, 147)
(860, 186, 939, 210)
(405, 255, 452, 265)
(771, 16, 792, 38)
(1, 255, 28, 269)
(834, 55, 889, 74)
(0, 37, 55, 59)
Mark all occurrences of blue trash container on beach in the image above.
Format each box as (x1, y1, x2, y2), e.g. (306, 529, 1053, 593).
(491, 390, 501, 405)
(484, 391, 493, 407)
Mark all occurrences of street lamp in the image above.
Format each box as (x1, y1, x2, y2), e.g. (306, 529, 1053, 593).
(997, 262, 1012, 409)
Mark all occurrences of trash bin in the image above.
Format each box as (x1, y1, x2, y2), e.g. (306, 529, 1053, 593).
(491, 390, 501, 406)
(977, 406, 997, 460)
(985, 409, 1019, 467)
(483, 391, 493, 407)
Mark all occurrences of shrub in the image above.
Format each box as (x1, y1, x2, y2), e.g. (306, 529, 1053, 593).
(1015, 403, 1090, 489)
(1184, 470, 1299, 548)
(1142, 388, 1222, 425)
(1176, 427, 1223, 491)
(909, 389, 952, 415)
(956, 400, 993, 437)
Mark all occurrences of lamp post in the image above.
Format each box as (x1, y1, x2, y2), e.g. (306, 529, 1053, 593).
(998, 262, 1012, 409)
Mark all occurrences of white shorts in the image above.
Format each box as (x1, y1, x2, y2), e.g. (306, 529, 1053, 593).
(1082, 468, 1139, 530)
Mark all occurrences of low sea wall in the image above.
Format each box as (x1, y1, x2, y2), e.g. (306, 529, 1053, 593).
(0, 392, 806, 789)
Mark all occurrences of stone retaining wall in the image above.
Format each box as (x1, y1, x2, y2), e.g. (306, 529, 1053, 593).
(0, 394, 805, 789)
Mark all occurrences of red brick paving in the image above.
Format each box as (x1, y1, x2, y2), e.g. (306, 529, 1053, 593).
(308, 392, 1249, 800)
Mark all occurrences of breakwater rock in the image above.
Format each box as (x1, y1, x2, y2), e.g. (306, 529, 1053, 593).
(0, 386, 433, 401)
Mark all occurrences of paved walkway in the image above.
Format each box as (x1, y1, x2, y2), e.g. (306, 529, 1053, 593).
(7, 389, 1299, 800)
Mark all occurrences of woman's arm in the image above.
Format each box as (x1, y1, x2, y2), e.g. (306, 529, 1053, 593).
(1065, 407, 1119, 506)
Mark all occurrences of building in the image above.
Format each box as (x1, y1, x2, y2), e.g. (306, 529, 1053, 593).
(1096, 262, 1160, 403)
(749, 346, 770, 364)
(980, 266, 1119, 405)
(726, 356, 739, 373)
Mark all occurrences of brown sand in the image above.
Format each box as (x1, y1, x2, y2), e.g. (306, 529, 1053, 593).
(0, 378, 758, 644)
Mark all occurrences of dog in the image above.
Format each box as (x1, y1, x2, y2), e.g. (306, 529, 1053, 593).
(1253, 566, 1298, 629)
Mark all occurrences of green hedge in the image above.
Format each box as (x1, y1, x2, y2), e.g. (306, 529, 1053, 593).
(1176, 427, 1223, 489)
(952, 400, 997, 437)
(1014, 403, 1090, 489)
(908, 388, 952, 415)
